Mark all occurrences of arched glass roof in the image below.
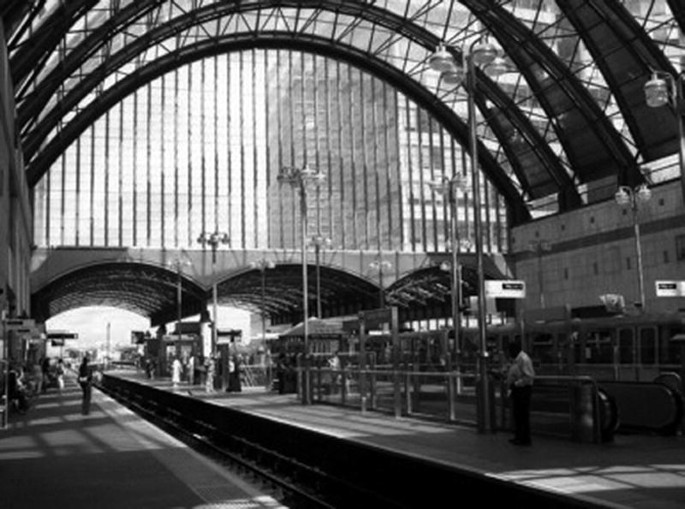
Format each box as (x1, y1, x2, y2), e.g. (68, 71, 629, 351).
(4, 0, 683, 220)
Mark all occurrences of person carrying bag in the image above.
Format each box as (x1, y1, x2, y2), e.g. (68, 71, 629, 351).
(78, 356, 93, 415)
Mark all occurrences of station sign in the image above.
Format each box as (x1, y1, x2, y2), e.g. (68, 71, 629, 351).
(359, 308, 393, 329)
(485, 280, 526, 299)
(4, 318, 35, 332)
(47, 331, 78, 340)
(655, 281, 685, 297)
(217, 329, 242, 344)
(163, 334, 196, 342)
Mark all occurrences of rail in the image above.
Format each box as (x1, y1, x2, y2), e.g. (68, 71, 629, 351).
(307, 365, 614, 443)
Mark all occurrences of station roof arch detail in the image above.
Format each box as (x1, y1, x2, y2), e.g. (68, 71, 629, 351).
(6, 1, 682, 220)
(30, 260, 385, 326)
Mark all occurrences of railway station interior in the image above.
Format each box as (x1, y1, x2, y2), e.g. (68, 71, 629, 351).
(2, 1, 685, 508)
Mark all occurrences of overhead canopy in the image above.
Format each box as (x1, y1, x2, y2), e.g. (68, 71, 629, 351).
(279, 317, 345, 339)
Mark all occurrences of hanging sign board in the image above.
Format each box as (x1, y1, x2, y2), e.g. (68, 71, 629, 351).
(359, 308, 393, 330)
(485, 280, 526, 299)
(4, 318, 36, 332)
(655, 281, 685, 297)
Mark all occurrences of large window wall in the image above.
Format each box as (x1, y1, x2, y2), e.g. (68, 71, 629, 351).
(33, 50, 509, 254)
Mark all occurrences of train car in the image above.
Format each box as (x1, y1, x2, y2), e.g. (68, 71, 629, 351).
(468, 312, 685, 382)
(267, 311, 685, 384)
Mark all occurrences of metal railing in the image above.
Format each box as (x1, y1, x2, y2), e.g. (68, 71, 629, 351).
(306, 365, 611, 443)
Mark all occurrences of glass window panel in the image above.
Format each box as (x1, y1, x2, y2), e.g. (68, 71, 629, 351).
(640, 327, 657, 365)
(618, 328, 634, 364)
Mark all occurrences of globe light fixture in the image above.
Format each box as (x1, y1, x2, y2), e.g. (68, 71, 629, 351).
(428, 43, 457, 73)
(643, 73, 670, 108)
(643, 70, 685, 201)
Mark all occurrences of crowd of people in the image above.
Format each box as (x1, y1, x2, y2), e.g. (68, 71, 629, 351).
(140, 351, 254, 394)
(5, 356, 68, 414)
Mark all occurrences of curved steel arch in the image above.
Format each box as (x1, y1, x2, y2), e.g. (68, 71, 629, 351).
(667, 0, 685, 35)
(464, 0, 638, 186)
(31, 262, 206, 324)
(472, 68, 580, 206)
(20, 0, 444, 150)
(17, 0, 572, 221)
(385, 262, 505, 311)
(11, 0, 159, 93)
(218, 263, 380, 319)
(25, 32, 531, 223)
(11, 0, 681, 219)
(559, 0, 680, 169)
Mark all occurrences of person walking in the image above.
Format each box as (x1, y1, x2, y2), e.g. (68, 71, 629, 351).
(78, 356, 93, 416)
(171, 356, 182, 388)
(506, 338, 535, 446)
(205, 356, 216, 393)
(32, 361, 44, 395)
(41, 356, 51, 393)
(187, 355, 196, 385)
(56, 358, 65, 393)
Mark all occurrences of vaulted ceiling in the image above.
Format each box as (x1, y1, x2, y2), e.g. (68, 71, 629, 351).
(5, 1, 684, 323)
(5, 1, 683, 220)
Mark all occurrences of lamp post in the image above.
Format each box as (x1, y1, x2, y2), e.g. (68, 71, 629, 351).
(278, 164, 326, 404)
(430, 174, 467, 363)
(250, 259, 275, 345)
(369, 258, 392, 309)
(106, 322, 111, 371)
(615, 184, 651, 311)
(529, 240, 551, 309)
(309, 235, 332, 318)
(168, 255, 191, 354)
(430, 37, 499, 433)
(644, 71, 685, 201)
(197, 232, 229, 358)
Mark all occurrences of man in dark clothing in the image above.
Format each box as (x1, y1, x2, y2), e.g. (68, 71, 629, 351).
(41, 357, 51, 392)
(8, 364, 29, 413)
(78, 357, 93, 415)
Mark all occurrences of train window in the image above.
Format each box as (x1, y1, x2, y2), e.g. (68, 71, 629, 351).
(639, 327, 657, 365)
(571, 331, 582, 363)
(582, 329, 614, 364)
(618, 328, 634, 364)
(664, 326, 685, 365)
(530, 332, 554, 364)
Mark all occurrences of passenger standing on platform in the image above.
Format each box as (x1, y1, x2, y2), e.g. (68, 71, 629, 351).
(41, 357, 51, 393)
(171, 357, 182, 388)
(78, 356, 93, 416)
(187, 355, 195, 385)
(56, 358, 65, 393)
(205, 357, 215, 393)
(506, 338, 535, 446)
(32, 361, 44, 395)
(233, 354, 242, 392)
(8, 363, 29, 414)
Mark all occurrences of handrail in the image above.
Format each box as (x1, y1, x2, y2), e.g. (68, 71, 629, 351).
(309, 365, 608, 443)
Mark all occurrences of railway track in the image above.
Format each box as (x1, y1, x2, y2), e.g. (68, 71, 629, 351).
(98, 374, 614, 509)
(98, 379, 400, 508)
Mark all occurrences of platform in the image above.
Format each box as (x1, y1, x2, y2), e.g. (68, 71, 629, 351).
(0, 374, 285, 509)
(128, 370, 685, 509)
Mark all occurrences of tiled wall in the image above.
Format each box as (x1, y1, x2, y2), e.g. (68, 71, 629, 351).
(510, 180, 685, 314)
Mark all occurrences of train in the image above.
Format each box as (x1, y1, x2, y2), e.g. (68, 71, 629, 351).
(267, 311, 685, 383)
(477, 311, 685, 383)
